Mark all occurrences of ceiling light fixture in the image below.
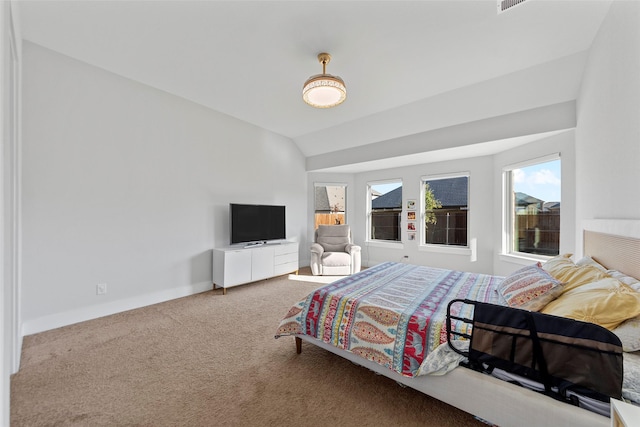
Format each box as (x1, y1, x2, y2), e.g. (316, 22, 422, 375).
(302, 53, 346, 108)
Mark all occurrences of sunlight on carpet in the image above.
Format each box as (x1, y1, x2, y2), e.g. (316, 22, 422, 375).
(287, 273, 346, 284)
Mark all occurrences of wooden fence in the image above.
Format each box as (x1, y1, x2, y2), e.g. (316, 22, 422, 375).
(515, 213, 560, 255)
(371, 211, 401, 241)
(314, 213, 345, 229)
(425, 210, 467, 246)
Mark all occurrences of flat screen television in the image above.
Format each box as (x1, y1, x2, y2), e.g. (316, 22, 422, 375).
(230, 203, 286, 245)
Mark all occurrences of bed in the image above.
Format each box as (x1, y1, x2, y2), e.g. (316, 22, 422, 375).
(275, 220, 640, 427)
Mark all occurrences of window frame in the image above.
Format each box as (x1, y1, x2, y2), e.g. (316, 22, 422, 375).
(419, 172, 471, 253)
(313, 182, 347, 230)
(366, 179, 403, 246)
(502, 153, 561, 261)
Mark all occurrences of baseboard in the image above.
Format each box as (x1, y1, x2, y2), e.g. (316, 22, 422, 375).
(21, 281, 214, 336)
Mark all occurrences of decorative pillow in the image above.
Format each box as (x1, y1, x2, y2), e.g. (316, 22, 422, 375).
(497, 263, 564, 311)
(541, 277, 640, 330)
(613, 316, 640, 352)
(575, 256, 607, 271)
(542, 254, 607, 293)
(494, 289, 509, 306)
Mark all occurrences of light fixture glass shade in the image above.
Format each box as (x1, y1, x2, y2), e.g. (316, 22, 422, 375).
(302, 53, 346, 108)
(303, 74, 346, 108)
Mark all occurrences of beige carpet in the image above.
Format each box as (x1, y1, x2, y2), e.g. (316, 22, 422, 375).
(11, 270, 484, 426)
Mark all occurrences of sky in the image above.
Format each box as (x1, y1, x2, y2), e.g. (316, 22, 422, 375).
(371, 158, 561, 204)
(513, 159, 561, 203)
(371, 182, 402, 195)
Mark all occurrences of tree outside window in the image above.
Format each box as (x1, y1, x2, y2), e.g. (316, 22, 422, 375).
(423, 175, 468, 247)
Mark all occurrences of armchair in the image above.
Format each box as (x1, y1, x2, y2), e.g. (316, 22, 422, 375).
(310, 225, 361, 276)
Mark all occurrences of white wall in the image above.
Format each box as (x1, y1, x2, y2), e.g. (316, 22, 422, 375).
(1, 1, 21, 424)
(21, 42, 307, 334)
(350, 155, 495, 274)
(575, 1, 640, 238)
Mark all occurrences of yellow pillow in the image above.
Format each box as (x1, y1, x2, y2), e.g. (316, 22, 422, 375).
(542, 254, 607, 292)
(541, 277, 640, 330)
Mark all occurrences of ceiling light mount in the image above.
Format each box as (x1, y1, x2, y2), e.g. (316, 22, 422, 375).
(302, 52, 346, 109)
(317, 52, 331, 73)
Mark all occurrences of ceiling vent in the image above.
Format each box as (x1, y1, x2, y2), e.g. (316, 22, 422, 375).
(497, 0, 529, 14)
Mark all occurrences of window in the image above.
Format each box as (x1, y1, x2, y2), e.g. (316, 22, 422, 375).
(422, 174, 469, 247)
(504, 156, 561, 256)
(314, 184, 346, 229)
(368, 180, 402, 242)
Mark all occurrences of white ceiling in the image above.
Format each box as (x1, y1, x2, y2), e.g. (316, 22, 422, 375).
(17, 0, 613, 171)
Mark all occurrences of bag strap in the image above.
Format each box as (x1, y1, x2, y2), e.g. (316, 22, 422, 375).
(525, 312, 552, 393)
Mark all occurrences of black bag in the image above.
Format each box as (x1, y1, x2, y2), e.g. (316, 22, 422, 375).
(446, 299, 623, 404)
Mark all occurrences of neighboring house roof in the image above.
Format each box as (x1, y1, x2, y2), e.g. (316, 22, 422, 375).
(314, 186, 331, 212)
(371, 186, 402, 209)
(371, 177, 469, 210)
(543, 201, 561, 211)
(515, 192, 544, 207)
(426, 177, 468, 207)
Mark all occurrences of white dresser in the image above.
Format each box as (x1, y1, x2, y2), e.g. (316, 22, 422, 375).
(212, 242, 299, 294)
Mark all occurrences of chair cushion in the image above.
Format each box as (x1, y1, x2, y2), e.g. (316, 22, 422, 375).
(316, 225, 351, 252)
(321, 252, 351, 267)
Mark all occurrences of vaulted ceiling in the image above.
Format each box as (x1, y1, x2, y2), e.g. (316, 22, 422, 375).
(18, 1, 613, 171)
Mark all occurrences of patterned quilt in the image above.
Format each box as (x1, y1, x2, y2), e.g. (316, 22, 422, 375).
(275, 262, 502, 377)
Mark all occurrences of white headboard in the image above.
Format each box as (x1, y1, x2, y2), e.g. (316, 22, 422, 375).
(583, 220, 640, 280)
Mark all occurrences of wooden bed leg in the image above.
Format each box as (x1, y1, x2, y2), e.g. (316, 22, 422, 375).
(295, 337, 302, 354)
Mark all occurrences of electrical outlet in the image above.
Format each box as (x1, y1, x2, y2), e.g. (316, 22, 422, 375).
(96, 283, 107, 295)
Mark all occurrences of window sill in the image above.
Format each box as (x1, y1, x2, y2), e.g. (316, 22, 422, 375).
(419, 244, 471, 256)
(499, 252, 553, 266)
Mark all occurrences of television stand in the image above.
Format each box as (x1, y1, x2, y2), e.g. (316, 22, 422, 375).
(243, 241, 266, 248)
(212, 242, 299, 294)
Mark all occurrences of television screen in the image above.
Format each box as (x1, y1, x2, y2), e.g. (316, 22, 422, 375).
(230, 204, 286, 244)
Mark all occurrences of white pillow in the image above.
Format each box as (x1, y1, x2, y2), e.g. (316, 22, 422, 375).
(575, 256, 607, 271)
(613, 316, 640, 352)
(607, 269, 640, 291)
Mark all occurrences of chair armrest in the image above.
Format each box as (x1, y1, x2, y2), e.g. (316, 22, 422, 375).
(345, 244, 361, 254)
(310, 243, 325, 255)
